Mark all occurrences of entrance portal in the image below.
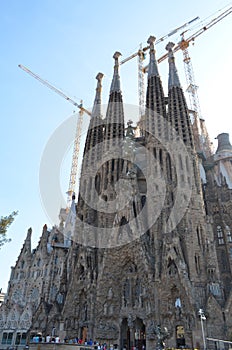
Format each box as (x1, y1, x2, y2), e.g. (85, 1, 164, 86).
(120, 317, 145, 350)
(176, 325, 186, 348)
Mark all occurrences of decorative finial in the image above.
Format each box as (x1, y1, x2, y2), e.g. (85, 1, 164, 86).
(96, 72, 104, 82)
(113, 51, 122, 61)
(110, 52, 122, 93)
(147, 35, 159, 78)
(165, 42, 175, 52)
(166, 42, 181, 88)
(147, 35, 156, 48)
(91, 72, 104, 118)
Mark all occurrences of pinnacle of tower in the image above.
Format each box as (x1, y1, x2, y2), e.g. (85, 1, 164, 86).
(147, 35, 159, 78)
(216, 133, 232, 153)
(27, 227, 32, 239)
(110, 51, 122, 93)
(91, 72, 104, 120)
(43, 224, 47, 233)
(23, 227, 32, 254)
(71, 192, 76, 211)
(144, 35, 166, 136)
(166, 42, 181, 89)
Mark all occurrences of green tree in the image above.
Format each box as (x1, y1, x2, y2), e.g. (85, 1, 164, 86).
(0, 211, 18, 248)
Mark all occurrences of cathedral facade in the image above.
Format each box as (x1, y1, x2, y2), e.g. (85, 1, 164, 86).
(1, 36, 232, 350)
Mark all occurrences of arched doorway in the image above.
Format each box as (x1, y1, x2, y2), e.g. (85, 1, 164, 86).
(176, 325, 185, 348)
(120, 317, 145, 350)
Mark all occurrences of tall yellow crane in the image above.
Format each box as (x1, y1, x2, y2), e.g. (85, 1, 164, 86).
(120, 16, 199, 117)
(18, 64, 91, 207)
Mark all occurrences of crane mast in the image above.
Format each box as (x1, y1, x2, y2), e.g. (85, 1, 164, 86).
(66, 108, 84, 207)
(138, 44, 146, 117)
(18, 64, 91, 207)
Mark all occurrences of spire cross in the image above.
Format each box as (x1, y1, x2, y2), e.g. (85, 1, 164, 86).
(165, 42, 175, 56)
(91, 72, 104, 118)
(96, 72, 104, 82)
(113, 51, 122, 65)
(95, 72, 104, 93)
(147, 35, 156, 50)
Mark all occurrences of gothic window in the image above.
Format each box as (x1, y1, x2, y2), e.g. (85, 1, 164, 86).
(225, 226, 232, 242)
(185, 156, 190, 172)
(123, 278, 130, 307)
(207, 268, 215, 281)
(1, 332, 13, 345)
(141, 195, 146, 208)
(166, 153, 172, 181)
(95, 173, 101, 194)
(217, 226, 224, 245)
(119, 158, 124, 172)
(133, 201, 137, 217)
(15, 332, 27, 345)
(167, 258, 177, 276)
(179, 154, 183, 170)
(153, 148, 157, 159)
(209, 283, 220, 296)
(195, 254, 200, 274)
(104, 176, 108, 190)
(159, 149, 163, 169)
(197, 226, 201, 246)
(221, 251, 228, 271)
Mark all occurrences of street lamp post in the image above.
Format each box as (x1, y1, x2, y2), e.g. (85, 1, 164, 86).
(198, 309, 206, 350)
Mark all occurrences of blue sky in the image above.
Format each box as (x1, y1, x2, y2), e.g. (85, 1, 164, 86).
(0, 0, 232, 292)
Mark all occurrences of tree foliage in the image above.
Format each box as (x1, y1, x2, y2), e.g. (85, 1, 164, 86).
(0, 211, 18, 249)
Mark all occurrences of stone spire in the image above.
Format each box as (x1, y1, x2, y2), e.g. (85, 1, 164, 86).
(166, 42, 194, 148)
(147, 36, 159, 78)
(24, 227, 32, 254)
(77, 74, 104, 225)
(144, 35, 167, 137)
(83, 73, 104, 162)
(110, 51, 121, 93)
(104, 51, 124, 146)
(97, 51, 125, 228)
(166, 42, 181, 89)
(91, 72, 104, 120)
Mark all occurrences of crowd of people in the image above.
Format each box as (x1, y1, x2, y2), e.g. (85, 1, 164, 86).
(31, 335, 145, 350)
(31, 335, 116, 349)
